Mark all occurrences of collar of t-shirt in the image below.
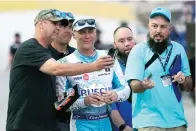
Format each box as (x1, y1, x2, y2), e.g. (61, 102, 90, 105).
(49, 45, 75, 60)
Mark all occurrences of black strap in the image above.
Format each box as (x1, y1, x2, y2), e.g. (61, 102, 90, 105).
(145, 53, 159, 70)
(158, 45, 173, 72)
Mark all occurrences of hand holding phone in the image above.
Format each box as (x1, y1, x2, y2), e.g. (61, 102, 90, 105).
(141, 73, 154, 89)
(108, 48, 118, 59)
(147, 73, 152, 80)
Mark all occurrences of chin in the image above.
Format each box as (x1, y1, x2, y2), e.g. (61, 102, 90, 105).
(51, 35, 57, 41)
(83, 45, 93, 50)
(125, 51, 130, 55)
(84, 46, 93, 50)
(154, 39, 164, 43)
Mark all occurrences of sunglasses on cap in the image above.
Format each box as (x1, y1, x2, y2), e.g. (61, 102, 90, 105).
(41, 9, 74, 20)
(40, 9, 61, 18)
(73, 19, 96, 27)
(61, 12, 74, 20)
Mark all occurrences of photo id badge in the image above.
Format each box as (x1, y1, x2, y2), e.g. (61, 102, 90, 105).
(161, 75, 172, 87)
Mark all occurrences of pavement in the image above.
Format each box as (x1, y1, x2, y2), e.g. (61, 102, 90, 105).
(0, 71, 195, 131)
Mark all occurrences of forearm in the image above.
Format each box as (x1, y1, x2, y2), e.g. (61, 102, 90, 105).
(54, 63, 97, 76)
(111, 110, 125, 128)
(40, 59, 98, 76)
(114, 84, 130, 102)
(9, 54, 13, 64)
(130, 80, 146, 93)
(182, 76, 193, 91)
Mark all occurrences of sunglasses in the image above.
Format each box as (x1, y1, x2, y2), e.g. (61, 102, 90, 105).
(41, 10, 74, 20)
(40, 9, 61, 18)
(61, 12, 74, 20)
(73, 19, 95, 27)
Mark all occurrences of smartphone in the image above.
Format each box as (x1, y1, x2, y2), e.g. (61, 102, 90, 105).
(108, 48, 118, 59)
(147, 73, 152, 80)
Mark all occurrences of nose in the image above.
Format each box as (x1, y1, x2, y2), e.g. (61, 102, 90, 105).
(84, 32, 91, 38)
(125, 40, 130, 47)
(125, 40, 135, 49)
(55, 24, 60, 31)
(156, 26, 161, 33)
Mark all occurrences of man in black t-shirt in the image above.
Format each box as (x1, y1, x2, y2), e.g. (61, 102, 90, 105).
(6, 9, 114, 131)
(49, 11, 75, 131)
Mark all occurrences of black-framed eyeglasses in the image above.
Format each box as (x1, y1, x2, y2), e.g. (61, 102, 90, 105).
(73, 19, 95, 27)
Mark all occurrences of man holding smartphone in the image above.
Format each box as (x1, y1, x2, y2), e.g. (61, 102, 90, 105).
(110, 26, 135, 131)
(55, 17, 130, 131)
(6, 9, 114, 131)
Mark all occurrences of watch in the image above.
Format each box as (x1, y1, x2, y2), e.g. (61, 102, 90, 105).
(119, 123, 127, 131)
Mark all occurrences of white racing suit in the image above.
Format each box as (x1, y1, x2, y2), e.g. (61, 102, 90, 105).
(56, 50, 130, 131)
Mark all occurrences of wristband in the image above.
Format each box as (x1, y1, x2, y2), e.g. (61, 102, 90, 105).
(119, 123, 127, 131)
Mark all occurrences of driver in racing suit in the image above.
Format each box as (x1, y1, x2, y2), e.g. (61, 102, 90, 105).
(55, 17, 130, 131)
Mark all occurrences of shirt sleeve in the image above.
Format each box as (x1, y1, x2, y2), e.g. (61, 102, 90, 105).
(66, 83, 87, 111)
(56, 76, 67, 100)
(111, 102, 118, 110)
(14, 42, 52, 69)
(67, 98, 87, 112)
(57, 56, 87, 111)
(56, 57, 69, 100)
(9, 45, 14, 56)
(125, 44, 145, 82)
(56, 70, 87, 112)
(112, 60, 130, 102)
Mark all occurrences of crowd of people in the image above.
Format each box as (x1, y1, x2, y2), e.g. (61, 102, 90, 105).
(6, 7, 194, 131)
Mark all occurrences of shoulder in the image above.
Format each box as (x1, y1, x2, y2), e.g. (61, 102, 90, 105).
(18, 38, 38, 50)
(68, 46, 76, 52)
(131, 41, 149, 54)
(171, 41, 187, 55)
(16, 38, 50, 57)
(171, 41, 184, 50)
(134, 41, 148, 50)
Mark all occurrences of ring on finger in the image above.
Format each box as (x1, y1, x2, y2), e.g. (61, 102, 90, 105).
(179, 78, 183, 82)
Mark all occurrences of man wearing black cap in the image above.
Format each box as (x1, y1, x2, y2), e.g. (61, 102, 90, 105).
(125, 7, 192, 131)
(6, 9, 113, 131)
(49, 11, 75, 131)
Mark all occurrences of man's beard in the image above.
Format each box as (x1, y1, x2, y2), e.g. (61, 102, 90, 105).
(117, 50, 128, 66)
(147, 33, 170, 54)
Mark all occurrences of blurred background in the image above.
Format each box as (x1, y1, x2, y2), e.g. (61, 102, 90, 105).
(0, 1, 195, 131)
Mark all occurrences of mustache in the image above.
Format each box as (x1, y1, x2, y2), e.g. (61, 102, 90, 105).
(154, 33, 164, 38)
(147, 33, 169, 54)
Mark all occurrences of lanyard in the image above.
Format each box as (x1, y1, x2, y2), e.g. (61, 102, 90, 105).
(157, 44, 173, 72)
